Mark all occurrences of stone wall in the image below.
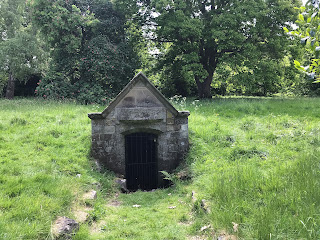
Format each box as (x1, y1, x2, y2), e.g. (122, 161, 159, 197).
(88, 73, 189, 188)
(89, 109, 189, 184)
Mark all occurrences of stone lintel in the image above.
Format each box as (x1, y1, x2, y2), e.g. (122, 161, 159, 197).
(119, 119, 163, 124)
(167, 125, 181, 131)
(117, 107, 166, 121)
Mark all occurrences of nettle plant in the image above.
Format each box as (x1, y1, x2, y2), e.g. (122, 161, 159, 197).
(287, 0, 320, 82)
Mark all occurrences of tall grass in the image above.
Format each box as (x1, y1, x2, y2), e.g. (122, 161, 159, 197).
(182, 97, 320, 239)
(0, 97, 319, 239)
(0, 99, 113, 239)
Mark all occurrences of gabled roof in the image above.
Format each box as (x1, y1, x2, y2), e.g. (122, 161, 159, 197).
(100, 72, 179, 118)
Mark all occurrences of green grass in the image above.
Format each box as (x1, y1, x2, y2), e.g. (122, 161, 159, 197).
(0, 99, 114, 239)
(183, 97, 320, 239)
(0, 97, 320, 239)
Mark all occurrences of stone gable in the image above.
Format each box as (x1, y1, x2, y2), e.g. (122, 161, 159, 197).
(88, 72, 189, 190)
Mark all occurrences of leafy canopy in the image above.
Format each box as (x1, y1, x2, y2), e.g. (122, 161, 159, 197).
(0, 0, 45, 96)
(287, 0, 320, 82)
(118, 0, 300, 98)
(30, 0, 138, 104)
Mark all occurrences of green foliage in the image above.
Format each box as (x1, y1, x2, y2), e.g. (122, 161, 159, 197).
(159, 170, 180, 186)
(30, 0, 138, 104)
(118, 0, 301, 98)
(0, 0, 46, 96)
(80, 35, 137, 93)
(157, 59, 198, 97)
(35, 71, 111, 104)
(0, 29, 45, 77)
(0, 72, 7, 94)
(289, 0, 320, 83)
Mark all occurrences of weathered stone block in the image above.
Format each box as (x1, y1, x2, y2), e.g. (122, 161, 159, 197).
(92, 121, 105, 133)
(120, 96, 136, 108)
(167, 125, 181, 131)
(166, 118, 175, 125)
(169, 131, 181, 138)
(181, 124, 188, 131)
(166, 111, 175, 125)
(103, 126, 116, 134)
(167, 138, 176, 145)
(168, 144, 178, 152)
(180, 124, 189, 138)
(91, 134, 100, 142)
(117, 107, 166, 121)
(175, 117, 188, 125)
(106, 109, 116, 119)
(91, 144, 97, 151)
(103, 140, 115, 152)
(99, 134, 113, 141)
(82, 190, 97, 200)
(105, 119, 117, 125)
(52, 216, 79, 239)
(136, 93, 161, 107)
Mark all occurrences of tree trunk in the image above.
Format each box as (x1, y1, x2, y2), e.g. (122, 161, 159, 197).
(5, 72, 15, 99)
(195, 73, 213, 99)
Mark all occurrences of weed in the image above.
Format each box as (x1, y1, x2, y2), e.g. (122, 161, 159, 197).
(229, 147, 268, 161)
(10, 117, 28, 125)
(241, 119, 255, 131)
(265, 132, 278, 144)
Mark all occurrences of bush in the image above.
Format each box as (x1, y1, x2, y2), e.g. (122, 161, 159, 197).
(35, 71, 112, 105)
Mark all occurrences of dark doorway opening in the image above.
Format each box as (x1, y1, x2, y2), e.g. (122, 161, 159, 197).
(125, 132, 157, 191)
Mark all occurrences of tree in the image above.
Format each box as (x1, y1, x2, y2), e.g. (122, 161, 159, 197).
(288, 0, 320, 83)
(30, 0, 138, 104)
(0, 0, 45, 99)
(117, 0, 301, 98)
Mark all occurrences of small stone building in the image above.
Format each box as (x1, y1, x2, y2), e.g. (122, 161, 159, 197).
(88, 72, 189, 190)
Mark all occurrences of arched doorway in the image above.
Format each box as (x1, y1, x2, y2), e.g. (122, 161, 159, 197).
(125, 132, 157, 190)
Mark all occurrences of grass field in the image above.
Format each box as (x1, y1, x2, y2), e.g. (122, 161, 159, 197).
(0, 97, 319, 239)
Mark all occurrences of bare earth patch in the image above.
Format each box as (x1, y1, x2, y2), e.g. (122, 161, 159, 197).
(178, 221, 193, 226)
(188, 235, 208, 240)
(106, 193, 122, 207)
(90, 220, 106, 234)
(217, 230, 238, 240)
(107, 199, 122, 207)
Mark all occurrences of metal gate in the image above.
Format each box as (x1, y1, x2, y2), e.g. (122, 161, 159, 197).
(125, 132, 157, 190)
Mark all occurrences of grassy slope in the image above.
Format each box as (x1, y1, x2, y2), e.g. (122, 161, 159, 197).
(0, 99, 113, 239)
(185, 98, 320, 239)
(0, 98, 319, 239)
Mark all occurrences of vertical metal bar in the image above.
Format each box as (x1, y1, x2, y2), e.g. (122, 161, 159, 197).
(136, 134, 139, 189)
(138, 134, 140, 189)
